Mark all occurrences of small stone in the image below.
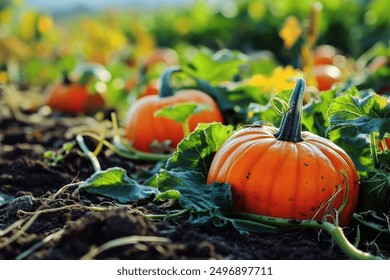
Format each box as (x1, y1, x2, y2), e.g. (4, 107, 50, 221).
(6, 195, 36, 217)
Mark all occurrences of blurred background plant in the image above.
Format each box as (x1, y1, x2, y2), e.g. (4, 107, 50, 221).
(0, 0, 389, 115)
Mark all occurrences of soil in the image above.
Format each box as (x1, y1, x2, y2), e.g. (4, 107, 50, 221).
(0, 89, 358, 260)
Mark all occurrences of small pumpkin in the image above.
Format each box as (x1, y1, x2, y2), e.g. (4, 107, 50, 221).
(125, 67, 224, 152)
(46, 64, 110, 114)
(313, 64, 341, 91)
(207, 78, 359, 226)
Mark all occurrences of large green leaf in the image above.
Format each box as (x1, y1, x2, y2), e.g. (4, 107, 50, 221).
(157, 168, 273, 234)
(164, 122, 234, 178)
(327, 89, 390, 138)
(181, 47, 248, 84)
(158, 169, 231, 216)
(78, 167, 159, 203)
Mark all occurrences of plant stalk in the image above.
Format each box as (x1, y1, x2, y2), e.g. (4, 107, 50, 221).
(369, 132, 379, 168)
(76, 134, 102, 172)
(144, 208, 191, 220)
(233, 211, 384, 260)
(159, 66, 181, 98)
(183, 120, 190, 137)
(274, 78, 306, 142)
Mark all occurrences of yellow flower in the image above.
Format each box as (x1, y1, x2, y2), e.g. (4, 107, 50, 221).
(246, 66, 303, 94)
(279, 16, 302, 49)
(0, 71, 8, 84)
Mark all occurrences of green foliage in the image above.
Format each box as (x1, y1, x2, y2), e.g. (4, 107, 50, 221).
(44, 141, 75, 166)
(327, 88, 390, 138)
(78, 167, 159, 203)
(164, 122, 234, 177)
(181, 48, 248, 84)
(154, 102, 210, 124)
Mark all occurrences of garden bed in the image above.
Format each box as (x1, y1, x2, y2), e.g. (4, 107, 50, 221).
(0, 95, 349, 260)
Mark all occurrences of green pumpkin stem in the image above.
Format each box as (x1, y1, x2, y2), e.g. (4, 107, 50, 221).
(159, 66, 182, 98)
(274, 78, 306, 142)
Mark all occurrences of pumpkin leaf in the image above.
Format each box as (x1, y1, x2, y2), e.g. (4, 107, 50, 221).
(78, 167, 159, 203)
(164, 122, 235, 179)
(181, 47, 247, 84)
(154, 189, 181, 202)
(158, 169, 231, 214)
(302, 89, 336, 137)
(271, 89, 292, 116)
(157, 168, 273, 234)
(154, 102, 211, 124)
(327, 89, 390, 138)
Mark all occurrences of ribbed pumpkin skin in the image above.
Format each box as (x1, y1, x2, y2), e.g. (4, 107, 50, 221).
(125, 89, 224, 152)
(207, 125, 359, 226)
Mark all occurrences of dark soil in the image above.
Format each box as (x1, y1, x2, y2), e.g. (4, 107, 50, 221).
(0, 91, 354, 260)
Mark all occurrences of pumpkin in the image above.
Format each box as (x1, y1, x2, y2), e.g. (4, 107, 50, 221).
(313, 64, 341, 91)
(46, 64, 110, 114)
(207, 78, 359, 226)
(125, 67, 224, 152)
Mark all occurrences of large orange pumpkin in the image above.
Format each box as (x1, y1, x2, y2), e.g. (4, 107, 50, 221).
(125, 67, 224, 152)
(207, 78, 359, 226)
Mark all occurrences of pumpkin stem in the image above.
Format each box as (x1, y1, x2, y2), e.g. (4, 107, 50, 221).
(159, 66, 182, 98)
(274, 78, 306, 142)
(61, 70, 72, 85)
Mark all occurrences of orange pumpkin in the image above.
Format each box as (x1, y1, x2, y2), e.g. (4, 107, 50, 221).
(313, 64, 341, 91)
(313, 44, 338, 65)
(46, 65, 109, 114)
(46, 80, 105, 114)
(311, 44, 344, 91)
(207, 78, 359, 226)
(125, 67, 224, 152)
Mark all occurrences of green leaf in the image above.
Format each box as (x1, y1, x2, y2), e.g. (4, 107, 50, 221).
(157, 169, 275, 234)
(327, 89, 390, 138)
(154, 189, 181, 202)
(181, 47, 248, 84)
(302, 89, 336, 137)
(154, 102, 210, 124)
(79, 167, 159, 203)
(164, 122, 235, 178)
(158, 169, 231, 213)
(157, 122, 233, 220)
(358, 168, 390, 214)
(271, 89, 292, 116)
